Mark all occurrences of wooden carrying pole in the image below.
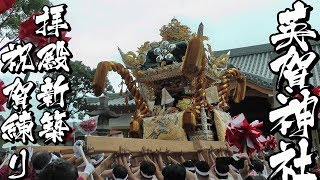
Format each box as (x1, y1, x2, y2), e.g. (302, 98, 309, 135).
(85, 136, 226, 153)
(15, 137, 227, 160)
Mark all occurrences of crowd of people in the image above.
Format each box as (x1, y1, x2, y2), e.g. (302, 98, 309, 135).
(0, 140, 286, 180)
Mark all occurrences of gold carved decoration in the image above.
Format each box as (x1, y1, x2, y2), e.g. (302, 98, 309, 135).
(137, 41, 151, 54)
(160, 18, 192, 42)
(206, 43, 230, 78)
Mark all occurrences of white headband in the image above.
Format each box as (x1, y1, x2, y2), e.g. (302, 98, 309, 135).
(214, 167, 228, 177)
(186, 167, 196, 171)
(112, 173, 128, 180)
(195, 168, 210, 176)
(140, 171, 153, 179)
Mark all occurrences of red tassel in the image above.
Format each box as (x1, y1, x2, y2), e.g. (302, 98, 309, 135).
(225, 113, 265, 155)
(0, 80, 7, 112)
(312, 86, 320, 96)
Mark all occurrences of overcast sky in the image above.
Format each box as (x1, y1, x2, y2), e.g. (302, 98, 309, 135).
(48, 0, 320, 92)
(1, 0, 320, 119)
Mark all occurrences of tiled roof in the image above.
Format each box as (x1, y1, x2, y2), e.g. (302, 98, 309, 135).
(104, 93, 125, 100)
(85, 93, 135, 107)
(104, 92, 135, 106)
(216, 41, 320, 90)
(108, 98, 135, 106)
(88, 109, 120, 118)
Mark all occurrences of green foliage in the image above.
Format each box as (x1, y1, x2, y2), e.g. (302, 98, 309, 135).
(0, 0, 52, 39)
(41, 60, 114, 119)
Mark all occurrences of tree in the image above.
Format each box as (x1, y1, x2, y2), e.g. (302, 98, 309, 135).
(41, 60, 115, 119)
(0, 0, 52, 41)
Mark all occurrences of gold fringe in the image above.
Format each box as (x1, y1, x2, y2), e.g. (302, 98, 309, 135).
(233, 77, 246, 103)
(218, 68, 246, 109)
(93, 61, 152, 139)
(193, 57, 207, 109)
(182, 108, 197, 133)
(92, 62, 108, 96)
(213, 109, 231, 141)
(181, 36, 204, 77)
(130, 117, 143, 138)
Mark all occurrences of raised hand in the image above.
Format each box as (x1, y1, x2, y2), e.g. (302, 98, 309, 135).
(240, 160, 252, 179)
(73, 140, 84, 158)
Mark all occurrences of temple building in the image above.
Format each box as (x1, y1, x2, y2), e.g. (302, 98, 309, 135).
(215, 41, 320, 134)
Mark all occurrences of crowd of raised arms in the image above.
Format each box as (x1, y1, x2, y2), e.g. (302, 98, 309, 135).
(0, 140, 319, 180)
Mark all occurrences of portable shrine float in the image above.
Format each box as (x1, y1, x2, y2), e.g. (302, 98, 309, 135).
(92, 19, 247, 143)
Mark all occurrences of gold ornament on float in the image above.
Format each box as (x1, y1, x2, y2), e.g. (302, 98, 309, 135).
(177, 98, 193, 111)
(160, 18, 192, 42)
(92, 18, 247, 140)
